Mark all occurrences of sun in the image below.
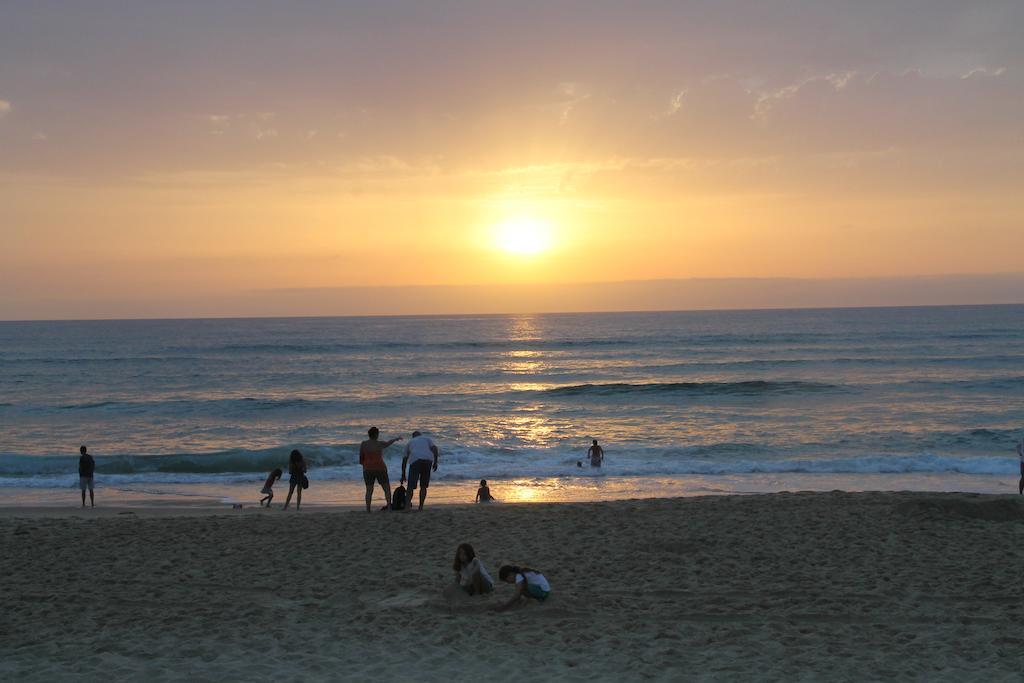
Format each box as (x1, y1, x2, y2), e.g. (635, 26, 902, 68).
(494, 216, 553, 255)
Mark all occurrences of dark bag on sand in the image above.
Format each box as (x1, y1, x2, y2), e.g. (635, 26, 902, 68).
(391, 485, 406, 510)
(301, 475, 309, 490)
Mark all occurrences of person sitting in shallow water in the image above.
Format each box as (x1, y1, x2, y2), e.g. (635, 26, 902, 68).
(495, 565, 550, 611)
(475, 479, 495, 503)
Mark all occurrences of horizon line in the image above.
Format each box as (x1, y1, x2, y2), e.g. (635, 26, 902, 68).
(4, 273, 1023, 322)
(3, 301, 1022, 325)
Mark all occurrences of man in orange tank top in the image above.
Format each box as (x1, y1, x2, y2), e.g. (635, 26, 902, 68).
(359, 426, 402, 512)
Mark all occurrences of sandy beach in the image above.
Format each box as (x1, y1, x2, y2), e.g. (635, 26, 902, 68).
(2, 492, 1023, 681)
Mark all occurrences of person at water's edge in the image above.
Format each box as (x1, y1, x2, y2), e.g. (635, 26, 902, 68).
(1017, 437, 1023, 495)
(283, 449, 307, 510)
(401, 430, 439, 511)
(78, 445, 95, 508)
(588, 440, 604, 468)
(360, 426, 402, 512)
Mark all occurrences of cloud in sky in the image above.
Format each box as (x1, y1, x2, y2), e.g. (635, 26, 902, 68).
(0, 99, 10, 117)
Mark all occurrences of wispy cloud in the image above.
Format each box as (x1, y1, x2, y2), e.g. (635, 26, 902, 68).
(961, 66, 1007, 79)
(202, 112, 280, 140)
(753, 71, 857, 122)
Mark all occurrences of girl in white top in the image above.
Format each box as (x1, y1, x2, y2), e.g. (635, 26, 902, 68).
(452, 543, 494, 595)
(496, 564, 550, 611)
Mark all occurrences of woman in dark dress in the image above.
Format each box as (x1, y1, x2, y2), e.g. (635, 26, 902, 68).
(283, 449, 307, 511)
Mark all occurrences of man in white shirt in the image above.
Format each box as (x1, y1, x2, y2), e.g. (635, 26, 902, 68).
(401, 430, 440, 511)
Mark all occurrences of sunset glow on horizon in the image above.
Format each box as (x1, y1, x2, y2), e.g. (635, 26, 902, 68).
(1, 2, 1022, 319)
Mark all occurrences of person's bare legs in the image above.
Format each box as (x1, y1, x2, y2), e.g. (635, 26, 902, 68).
(364, 480, 374, 512)
(366, 474, 393, 512)
(283, 481, 297, 509)
(296, 486, 302, 510)
(89, 487, 94, 507)
(418, 484, 427, 510)
(81, 488, 86, 508)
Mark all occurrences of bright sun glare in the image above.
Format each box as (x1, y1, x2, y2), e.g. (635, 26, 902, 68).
(494, 217, 553, 255)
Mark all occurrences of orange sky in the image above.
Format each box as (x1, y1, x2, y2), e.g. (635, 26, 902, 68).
(1, 2, 1022, 318)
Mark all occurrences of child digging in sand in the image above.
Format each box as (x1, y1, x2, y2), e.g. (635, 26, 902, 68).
(452, 543, 494, 595)
(260, 468, 283, 507)
(495, 565, 550, 611)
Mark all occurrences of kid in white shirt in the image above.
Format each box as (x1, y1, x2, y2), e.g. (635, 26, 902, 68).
(496, 564, 550, 611)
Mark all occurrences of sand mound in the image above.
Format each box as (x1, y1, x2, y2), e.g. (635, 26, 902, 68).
(895, 496, 1024, 522)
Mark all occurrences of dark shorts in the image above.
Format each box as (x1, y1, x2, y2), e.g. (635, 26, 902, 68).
(525, 584, 550, 600)
(407, 459, 432, 490)
(363, 469, 389, 489)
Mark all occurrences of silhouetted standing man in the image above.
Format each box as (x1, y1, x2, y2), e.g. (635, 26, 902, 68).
(588, 440, 604, 468)
(1017, 437, 1023, 495)
(79, 445, 95, 507)
(401, 431, 439, 511)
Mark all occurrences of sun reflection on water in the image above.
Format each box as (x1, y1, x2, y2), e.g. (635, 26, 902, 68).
(502, 319, 551, 384)
(501, 414, 557, 446)
(508, 382, 550, 392)
(504, 361, 545, 375)
(501, 482, 542, 502)
(507, 315, 541, 342)
(506, 350, 542, 359)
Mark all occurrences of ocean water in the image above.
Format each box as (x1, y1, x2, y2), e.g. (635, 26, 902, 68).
(1, 306, 1022, 504)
